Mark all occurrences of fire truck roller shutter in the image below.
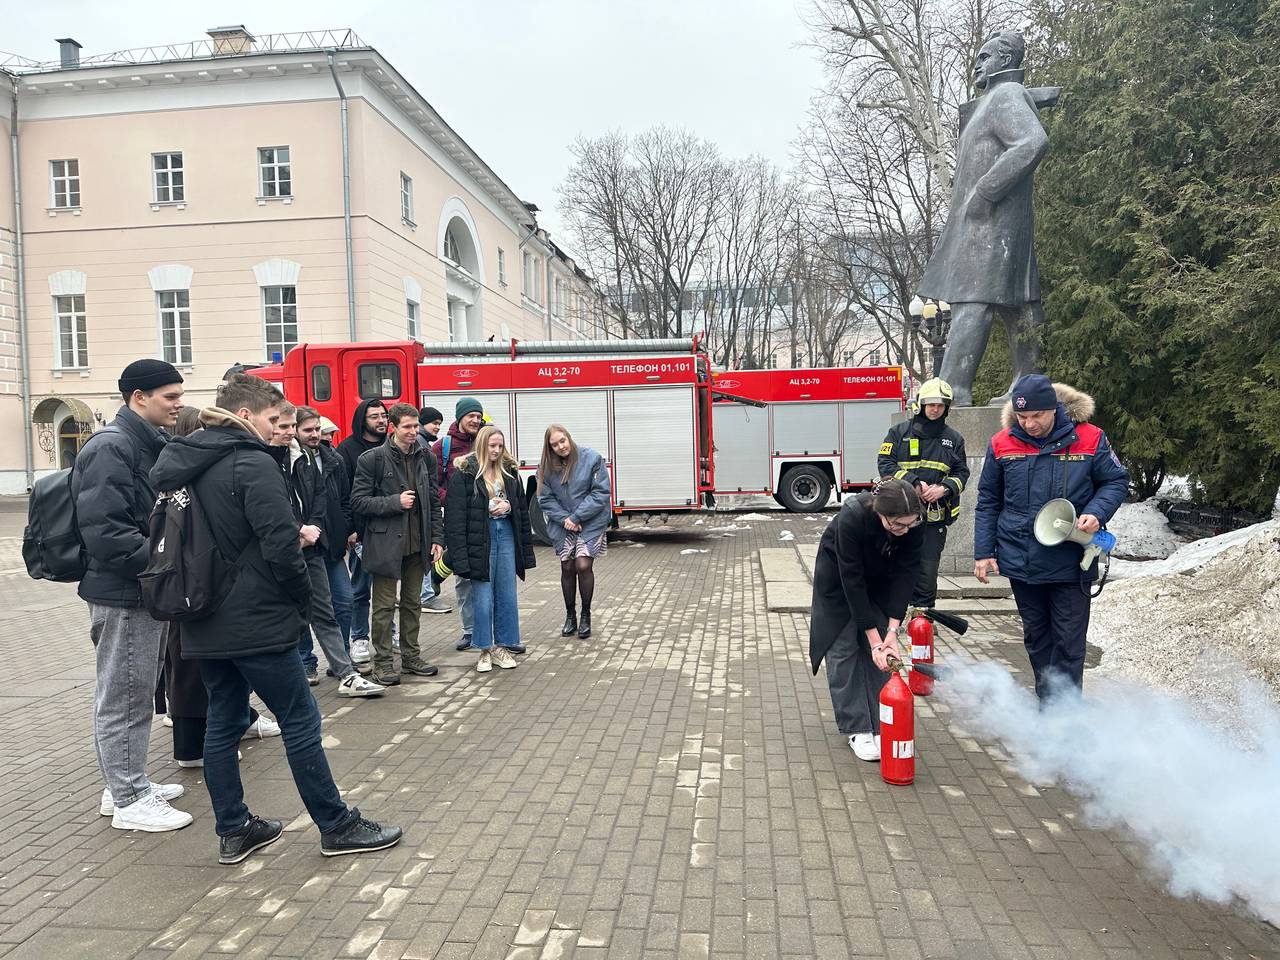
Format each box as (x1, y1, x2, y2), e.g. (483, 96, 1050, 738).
(711, 404, 770, 492)
(515, 391, 610, 468)
(771, 403, 840, 456)
(841, 400, 904, 485)
(612, 386, 698, 509)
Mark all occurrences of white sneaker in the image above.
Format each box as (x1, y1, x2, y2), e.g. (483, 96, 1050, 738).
(176, 750, 241, 769)
(477, 651, 492, 673)
(492, 647, 518, 670)
(849, 733, 881, 762)
(338, 673, 385, 698)
(100, 782, 185, 816)
(110, 791, 193, 832)
(243, 716, 281, 739)
(350, 638, 372, 664)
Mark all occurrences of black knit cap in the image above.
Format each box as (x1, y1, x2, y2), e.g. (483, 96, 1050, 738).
(1011, 374, 1057, 412)
(118, 358, 184, 396)
(419, 405, 444, 424)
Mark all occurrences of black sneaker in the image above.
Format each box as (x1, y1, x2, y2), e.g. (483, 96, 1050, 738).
(219, 815, 283, 865)
(504, 643, 527, 655)
(320, 812, 403, 857)
(455, 635, 472, 651)
(304, 665, 319, 687)
(402, 657, 439, 677)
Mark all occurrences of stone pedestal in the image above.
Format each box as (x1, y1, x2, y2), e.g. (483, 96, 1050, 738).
(890, 405, 1005, 576)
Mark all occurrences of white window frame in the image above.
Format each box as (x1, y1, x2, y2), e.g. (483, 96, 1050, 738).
(50, 159, 80, 209)
(400, 172, 414, 225)
(497, 248, 507, 286)
(258, 146, 292, 198)
(443, 228, 459, 264)
(152, 152, 184, 203)
(522, 252, 543, 304)
(54, 294, 88, 369)
(262, 285, 298, 361)
(407, 299, 420, 340)
(157, 290, 192, 365)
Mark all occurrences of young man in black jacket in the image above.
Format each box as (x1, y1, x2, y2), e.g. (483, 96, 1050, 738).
(350, 403, 444, 685)
(307, 413, 358, 654)
(149, 374, 401, 864)
(336, 398, 388, 665)
(72, 359, 191, 832)
(274, 403, 382, 697)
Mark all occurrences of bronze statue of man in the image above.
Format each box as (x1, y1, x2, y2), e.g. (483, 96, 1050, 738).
(918, 31, 1050, 406)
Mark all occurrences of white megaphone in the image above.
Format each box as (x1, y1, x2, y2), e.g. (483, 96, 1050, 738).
(1033, 498, 1117, 570)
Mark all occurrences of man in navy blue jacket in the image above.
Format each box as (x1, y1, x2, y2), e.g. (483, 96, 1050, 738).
(974, 374, 1129, 700)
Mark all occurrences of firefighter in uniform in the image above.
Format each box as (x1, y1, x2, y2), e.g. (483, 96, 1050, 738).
(877, 378, 969, 609)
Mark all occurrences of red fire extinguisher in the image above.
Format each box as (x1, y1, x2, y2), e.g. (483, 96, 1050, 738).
(880, 657, 915, 786)
(907, 613, 935, 696)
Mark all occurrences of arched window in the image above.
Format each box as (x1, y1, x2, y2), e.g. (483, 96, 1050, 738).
(443, 228, 460, 264)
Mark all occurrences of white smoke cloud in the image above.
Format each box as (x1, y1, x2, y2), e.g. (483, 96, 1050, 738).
(939, 660, 1280, 926)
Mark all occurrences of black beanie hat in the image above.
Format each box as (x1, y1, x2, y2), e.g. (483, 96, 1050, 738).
(1011, 374, 1057, 412)
(419, 405, 444, 425)
(455, 397, 483, 421)
(118, 358, 183, 396)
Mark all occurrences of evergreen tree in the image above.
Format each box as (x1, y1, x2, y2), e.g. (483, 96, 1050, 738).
(1018, 0, 1280, 508)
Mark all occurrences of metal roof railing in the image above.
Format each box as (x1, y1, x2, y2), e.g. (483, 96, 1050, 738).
(2, 29, 367, 74)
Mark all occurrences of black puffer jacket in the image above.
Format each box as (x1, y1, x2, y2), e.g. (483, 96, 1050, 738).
(149, 408, 311, 659)
(71, 404, 168, 607)
(808, 494, 924, 674)
(443, 455, 536, 582)
(286, 442, 327, 554)
(316, 441, 353, 560)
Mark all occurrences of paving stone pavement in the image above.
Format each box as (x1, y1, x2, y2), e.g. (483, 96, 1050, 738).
(0, 498, 1275, 959)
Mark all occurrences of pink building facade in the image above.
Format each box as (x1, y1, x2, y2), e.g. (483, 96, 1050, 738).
(0, 29, 622, 493)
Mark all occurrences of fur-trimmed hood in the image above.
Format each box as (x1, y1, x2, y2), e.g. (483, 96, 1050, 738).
(1001, 383, 1095, 429)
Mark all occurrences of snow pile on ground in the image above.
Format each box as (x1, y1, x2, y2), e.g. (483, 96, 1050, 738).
(1106, 499, 1188, 560)
(1110, 519, 1279, 580)
(1089, 521, 1280, 728)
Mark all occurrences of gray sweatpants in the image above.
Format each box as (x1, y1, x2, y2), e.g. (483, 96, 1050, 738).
(305, 553, 356, 679)
(89, 603, 166, 807)
(825, 611, 891, 736)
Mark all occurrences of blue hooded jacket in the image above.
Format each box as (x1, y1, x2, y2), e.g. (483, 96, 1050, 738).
(974, 384, 1129, 583)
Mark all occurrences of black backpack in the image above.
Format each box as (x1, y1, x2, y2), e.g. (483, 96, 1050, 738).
(138, 484, 241, 622)
(22, 426, 123, 582)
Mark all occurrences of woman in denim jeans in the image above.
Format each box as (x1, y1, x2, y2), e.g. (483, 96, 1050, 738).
(444, 426, 536, 673)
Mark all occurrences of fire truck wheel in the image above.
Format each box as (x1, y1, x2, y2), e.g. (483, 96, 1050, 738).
(777, 465, 832, 513)
(526, 490, 553, 547)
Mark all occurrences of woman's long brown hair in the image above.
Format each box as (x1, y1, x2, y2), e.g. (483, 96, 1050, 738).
(537, 424, 578, 490)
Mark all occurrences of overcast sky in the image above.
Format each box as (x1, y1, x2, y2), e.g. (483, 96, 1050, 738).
(5, 0, 826, 245)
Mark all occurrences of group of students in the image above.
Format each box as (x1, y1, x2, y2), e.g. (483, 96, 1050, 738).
(809, 373, 1129, 763)
(72, 357, 614, 865)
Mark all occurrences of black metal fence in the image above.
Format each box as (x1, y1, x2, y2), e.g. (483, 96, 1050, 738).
(1159, 500, 1265, 539)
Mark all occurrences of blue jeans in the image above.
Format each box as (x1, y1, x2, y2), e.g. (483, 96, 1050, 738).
(456, 576, 475, 638)
(327, 553, 354, 648)
(348, 547, 371, 640)
(470, 518, 521, 651)
(199, 649, 357, 838)
(419, 571, 438, 605)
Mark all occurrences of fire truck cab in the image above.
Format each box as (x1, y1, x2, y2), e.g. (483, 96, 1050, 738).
(711, 365, 905, 511)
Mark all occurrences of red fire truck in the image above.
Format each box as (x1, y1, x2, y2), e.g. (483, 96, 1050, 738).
(710, 365, 906, 511)
(248, 338, 903, 526)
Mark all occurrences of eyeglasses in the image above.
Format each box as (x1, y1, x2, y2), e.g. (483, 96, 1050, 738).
(884, 515, 922, 532)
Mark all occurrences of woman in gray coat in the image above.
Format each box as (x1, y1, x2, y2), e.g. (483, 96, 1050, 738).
(537, 425, 612, 638)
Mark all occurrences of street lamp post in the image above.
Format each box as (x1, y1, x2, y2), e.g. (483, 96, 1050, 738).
(910, 295, 951, 377)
